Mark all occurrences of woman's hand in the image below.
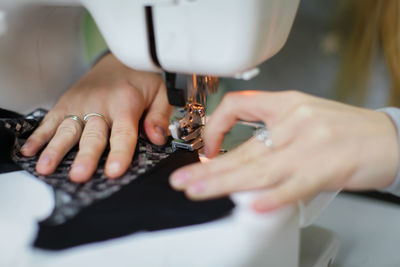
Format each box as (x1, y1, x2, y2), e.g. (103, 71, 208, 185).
(20, 53, 172, 183)
(170, 91, 399, 212)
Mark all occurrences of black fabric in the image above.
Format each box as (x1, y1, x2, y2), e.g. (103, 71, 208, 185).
(0, 108, 23, 119)
(0, 158, 21, 174)
(0, 108, 35, 173)
(34, 149, 234, 250)
(9, 109, 177, 225)
(14, 136, 175, 225)
(0, 107, 234, 250)
(0, 124, 20, 173)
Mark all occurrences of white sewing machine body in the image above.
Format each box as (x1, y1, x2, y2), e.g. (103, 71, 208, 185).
(0, 0, 300, 78)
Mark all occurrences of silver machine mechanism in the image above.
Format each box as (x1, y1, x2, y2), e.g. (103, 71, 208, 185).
(167, 74, 218, 151)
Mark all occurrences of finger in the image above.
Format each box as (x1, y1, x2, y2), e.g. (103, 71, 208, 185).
(182, 150, 293, 200)
(172, 137, 298, 199)
(36, 117, 83, 175)
(252, 171, 326, 213)
(143, 83, 173, 145)
(70, 116, 109, 183)
(203, 90, 305, 158)
(170, 138, 265, 190)
(21, 113, 63, 156)
(105, 114, 138, 179)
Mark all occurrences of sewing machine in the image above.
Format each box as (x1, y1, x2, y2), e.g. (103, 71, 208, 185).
(0, 1, 341, 266)
(78, 0, 302, 151)
(1, 0, 301, 150)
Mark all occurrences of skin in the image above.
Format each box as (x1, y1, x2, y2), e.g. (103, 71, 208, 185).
(170, 90, 399, 213)
(20, 53, 172, 183)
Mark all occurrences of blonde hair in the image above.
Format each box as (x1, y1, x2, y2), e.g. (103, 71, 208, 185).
(335, 0, 400, 106)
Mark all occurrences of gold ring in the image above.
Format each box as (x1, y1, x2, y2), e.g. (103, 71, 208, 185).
(83, 112, 110, 128)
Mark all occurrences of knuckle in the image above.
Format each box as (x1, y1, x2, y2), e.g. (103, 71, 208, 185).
(222, 92, 239, 106)
(34, 118, 60, 138)
(118, 82, 142, 97)
(41, 113, 62, 126)
(82, 129, 107, 144)
(112, 125, 136, 139)
(293, 103, 315, 121)
(310, 124, 333, 142)
(57, 123, 80, 137)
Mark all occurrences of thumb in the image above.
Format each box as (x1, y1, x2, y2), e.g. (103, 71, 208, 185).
(144, 84, 173, 145)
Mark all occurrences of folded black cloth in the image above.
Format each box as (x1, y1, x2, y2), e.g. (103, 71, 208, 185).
(0, 108, 234, 250)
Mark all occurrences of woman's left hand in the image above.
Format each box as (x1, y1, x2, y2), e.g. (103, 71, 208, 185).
(21, 53, 172, 182)
(169, 91, 399, 212)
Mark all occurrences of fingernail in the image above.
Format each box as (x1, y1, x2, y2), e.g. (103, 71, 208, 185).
(107, 161, 121, 175)
(170, 170, 192, 187)
(38, 154, 51, 166)
(253, 201, 276, 213)
(187, 181, 206, 195)
(155, 126, 167, 139)
(21, 141, 31, 152)
(70, 163, 86, 176)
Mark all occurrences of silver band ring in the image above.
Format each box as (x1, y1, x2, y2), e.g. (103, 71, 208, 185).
(253, 127, 273, 148)
(63, 115, 84, 130)
(83, 112, 110, 128)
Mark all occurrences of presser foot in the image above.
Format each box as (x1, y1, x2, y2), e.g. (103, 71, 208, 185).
(171, 136, 203, 152)
(169, 102, 205, 152)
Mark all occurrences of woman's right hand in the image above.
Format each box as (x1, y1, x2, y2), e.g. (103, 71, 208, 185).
(170, 91, 399, 212)
(21, 53, 173, 183)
